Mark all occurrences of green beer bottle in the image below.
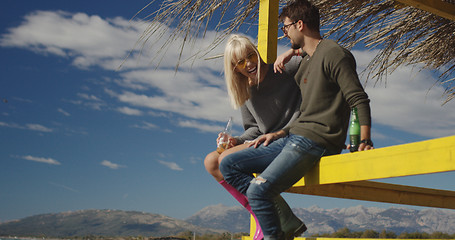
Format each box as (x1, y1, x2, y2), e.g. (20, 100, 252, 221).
(349, 107, 360, 152)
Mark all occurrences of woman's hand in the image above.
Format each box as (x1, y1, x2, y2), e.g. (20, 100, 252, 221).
(216, 133, 236, 149)
(228, 136, 237, 148)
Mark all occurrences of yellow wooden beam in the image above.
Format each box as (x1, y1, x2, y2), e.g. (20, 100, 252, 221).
(293, 135, 455, 187)
(293, 238, 455, 240)
(395, 0, 455, 21)
(245, 135, 455, 239)
(257, 0, 279, 63)
(244, 237, 455, 240)
(287, 180, 455, 209)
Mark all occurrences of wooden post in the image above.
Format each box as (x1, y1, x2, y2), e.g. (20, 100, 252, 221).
(395, 0, 455, 21)
(257, 0, 279, 63)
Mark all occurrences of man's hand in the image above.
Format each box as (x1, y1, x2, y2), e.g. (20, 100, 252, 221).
(274, 49, 298, 73)
(358, 141, 374, 151)
(248, 130, 287, 148)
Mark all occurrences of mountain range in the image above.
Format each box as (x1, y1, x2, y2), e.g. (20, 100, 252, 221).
(186, 204, 455, 235)
(0, 209, 224, 237)
(1, 205, 455, 237)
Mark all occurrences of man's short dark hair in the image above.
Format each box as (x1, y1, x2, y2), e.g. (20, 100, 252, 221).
(279, 0, 320, 33)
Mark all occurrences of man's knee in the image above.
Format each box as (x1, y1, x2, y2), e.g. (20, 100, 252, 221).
(247, 175, 280, 201)
(246, 176, 268, 199)
(219, 154, 239, 178)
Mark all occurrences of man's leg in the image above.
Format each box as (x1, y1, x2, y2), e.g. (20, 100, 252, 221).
(247, 134, 326, 240)
(219, 137, 288, 194)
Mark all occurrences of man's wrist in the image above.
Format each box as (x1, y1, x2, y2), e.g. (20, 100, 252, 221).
(361, 139, 374, 147)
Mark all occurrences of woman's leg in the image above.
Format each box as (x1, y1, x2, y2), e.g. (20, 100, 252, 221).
(204, 143, 251, 182)
(204, 143, 263, 240)
(204, 151, 223, 181)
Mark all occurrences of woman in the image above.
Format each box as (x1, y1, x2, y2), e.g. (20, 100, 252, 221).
(204, 35, 306, 240)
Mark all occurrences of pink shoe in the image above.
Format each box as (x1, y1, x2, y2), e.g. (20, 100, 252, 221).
(219, 180, 263, 240)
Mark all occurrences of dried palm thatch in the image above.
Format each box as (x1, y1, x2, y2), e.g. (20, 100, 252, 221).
(132, 0, 261, 70)
(314, 0, 455, 104)
(134, 0, 455, 103)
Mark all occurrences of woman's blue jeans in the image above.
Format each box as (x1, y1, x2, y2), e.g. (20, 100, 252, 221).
(219, 134, 327, 240)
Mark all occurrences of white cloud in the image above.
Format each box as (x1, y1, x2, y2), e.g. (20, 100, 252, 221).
(26, 124, 53, 132)
(101, 160, 125, 170)
(353, 50, 455, 138)
(21, 155, 61, 165)
(117, 106, 143, 116)
(0, 10, 142, 69)
(77, 93, 102, 101)
(73, 92, 106, 110)
(49, 182, 79, 193)
(0, 10, 239, 128)
(178, 119, 225, 133)
(0, 122, 53, 132)
(58, 108, 71, 116)
(131, 121, 159, 130)
(113, 68, 239, 123)
(2, 10, 453, 139)
(158, 160, 183, 171)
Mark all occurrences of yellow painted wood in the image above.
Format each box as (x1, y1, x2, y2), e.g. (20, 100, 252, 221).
(287, 180, 455, 209)
(293, 135, 455, 186)
(294, 238, 455, 240)
(243, 236, 455, 240)
(249, 214, 259, 239)
(395, 0, 455, 21)
(257, 0, 279, 63)
(246, 136, 455, 238)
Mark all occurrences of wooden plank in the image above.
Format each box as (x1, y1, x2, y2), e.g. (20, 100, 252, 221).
(286, 180, 455, 209)
(293, 135, 455, 186)
(395, 0, 455, 21)
(243, 237, 455, 240)
(293, 238, 455, 240)
(257, 0, 279, 63)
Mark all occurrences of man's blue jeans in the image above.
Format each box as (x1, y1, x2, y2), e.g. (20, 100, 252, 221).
(219, 134, 327, 240)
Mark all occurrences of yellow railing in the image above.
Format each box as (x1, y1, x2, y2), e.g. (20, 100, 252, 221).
(243, 135, 455, 239)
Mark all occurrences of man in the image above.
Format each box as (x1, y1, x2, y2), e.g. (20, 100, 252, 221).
(219, 1, 373, 240)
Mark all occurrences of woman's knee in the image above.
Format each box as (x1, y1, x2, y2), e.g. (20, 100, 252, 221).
(204, 151, 219, 174)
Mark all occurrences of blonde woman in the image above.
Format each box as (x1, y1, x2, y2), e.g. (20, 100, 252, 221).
(204, 35, 306, 240)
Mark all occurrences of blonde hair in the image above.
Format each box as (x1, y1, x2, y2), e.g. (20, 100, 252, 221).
(224, 35, 262, 109)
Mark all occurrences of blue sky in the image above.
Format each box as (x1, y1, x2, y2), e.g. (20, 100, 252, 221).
(1, 0, 455, 223)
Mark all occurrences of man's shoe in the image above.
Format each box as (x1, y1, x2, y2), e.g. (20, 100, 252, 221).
(274, 196, 307, 240)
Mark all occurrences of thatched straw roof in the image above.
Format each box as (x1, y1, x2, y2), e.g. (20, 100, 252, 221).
(315, 0, 455, 104)
(134, 0, 455, 103)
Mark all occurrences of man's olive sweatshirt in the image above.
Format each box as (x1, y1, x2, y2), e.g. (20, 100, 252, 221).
(284, 39, 371, 153)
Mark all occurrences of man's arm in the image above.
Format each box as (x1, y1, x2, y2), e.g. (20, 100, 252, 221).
(274, 48, 301, 73)
(359, 125, 373, 151)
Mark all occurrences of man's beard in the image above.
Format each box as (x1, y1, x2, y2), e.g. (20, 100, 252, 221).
(291, 41, 301, 50)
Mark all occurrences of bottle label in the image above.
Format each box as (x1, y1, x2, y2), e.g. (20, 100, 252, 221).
(350, 134, 360, 152)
